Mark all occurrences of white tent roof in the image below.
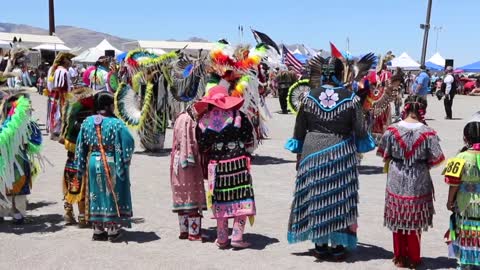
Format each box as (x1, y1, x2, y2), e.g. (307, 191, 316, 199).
(136, 40, 215, 51)
(33, 43, 71, 52)
(427, 52, 446, 66)
(390, 52, 420, 70)
(0, 32, 64, 44)
(72, 39, 123, 63)
(95, 39, 122, 54)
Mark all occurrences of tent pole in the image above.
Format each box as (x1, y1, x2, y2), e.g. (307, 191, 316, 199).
(420, 0, 432, 66)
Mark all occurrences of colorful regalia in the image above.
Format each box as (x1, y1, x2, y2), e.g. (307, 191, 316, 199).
(285, 45, 376, 256)
(195, 85, 255, 248)
(47, 53, 75, 139)
(377, 119, 444, 266)
(445, 147, 480, 267)
(170, 109, 206, 241)
(75, 108, 135, 239)
(0, 91, 42, 224)
(60, 87, 95, 226)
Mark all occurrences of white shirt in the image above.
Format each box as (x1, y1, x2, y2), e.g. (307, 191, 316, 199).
(443, 74, 454, 95)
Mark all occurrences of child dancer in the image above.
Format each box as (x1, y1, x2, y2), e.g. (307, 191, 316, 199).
(444, 112, 480, 269)
(195, 85, 256, 249)
(170, 106, 207, 241)
(377, 95, 445, 268)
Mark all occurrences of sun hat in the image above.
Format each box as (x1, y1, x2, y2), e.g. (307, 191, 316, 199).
(193, 85, 244, 114)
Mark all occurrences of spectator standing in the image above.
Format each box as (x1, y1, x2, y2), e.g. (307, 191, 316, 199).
(442, 66, 457, 120)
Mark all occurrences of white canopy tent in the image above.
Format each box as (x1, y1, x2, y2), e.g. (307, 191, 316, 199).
(33, 43, 71, 52)
(390, 52, 421, 70)
(427, 52, 446, 66)
(72, 39, 123, 63)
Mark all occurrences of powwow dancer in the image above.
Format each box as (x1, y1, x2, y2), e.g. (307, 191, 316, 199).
(60, 87, 95, 226)
(89, 56, 112, 92)
(285, 44, 376, 259)
(170, 105, 207, 241)
(195, 85, 256, 249)
(444, 112, 480, 269)
(46, 52, 75, 140)
(377, 95, 445, 268)
(75, 92, 134, 241)
(0, 89, 42, 224)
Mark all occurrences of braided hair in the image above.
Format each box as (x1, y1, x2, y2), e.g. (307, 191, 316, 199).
(401, 95, 427, 124)
(94, 91, 114, 115)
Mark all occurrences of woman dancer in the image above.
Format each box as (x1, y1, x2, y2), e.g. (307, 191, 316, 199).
(75, 92, 135, 241)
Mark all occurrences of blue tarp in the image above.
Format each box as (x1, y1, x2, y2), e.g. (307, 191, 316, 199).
(457, 61, 480, 72)
(425, 61, 444, 71)
(293, 53, 308, 64)
(116, 52, 127, 62)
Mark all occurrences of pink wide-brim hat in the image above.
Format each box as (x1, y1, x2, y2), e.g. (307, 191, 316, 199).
(193, 85, 244, 114)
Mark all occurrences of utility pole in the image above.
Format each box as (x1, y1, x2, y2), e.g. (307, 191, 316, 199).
(419, 0, 433, 66)
(49, 0, 55, 35)
(346, 37, 350, 52)
(433, 26, 443, 53)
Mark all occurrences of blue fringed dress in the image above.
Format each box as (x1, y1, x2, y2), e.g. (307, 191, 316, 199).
(285, 85, 374, 249)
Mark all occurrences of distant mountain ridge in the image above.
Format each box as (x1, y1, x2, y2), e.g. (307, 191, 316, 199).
(0, 22, 209, 52)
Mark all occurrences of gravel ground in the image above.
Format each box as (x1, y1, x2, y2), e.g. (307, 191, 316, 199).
(0, 93, 477, 270)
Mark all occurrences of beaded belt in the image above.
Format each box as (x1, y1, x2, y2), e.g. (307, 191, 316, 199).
(460, 183, 480, 193)
(212, 141, 245, 151)
(90, 145, 115, 152)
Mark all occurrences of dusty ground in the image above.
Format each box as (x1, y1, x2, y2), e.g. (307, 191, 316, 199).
(0, 93, 477, 270)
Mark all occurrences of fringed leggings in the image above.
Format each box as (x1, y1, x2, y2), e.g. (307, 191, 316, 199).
(216, 216, 247, 244)
(393, 231, 421, 264)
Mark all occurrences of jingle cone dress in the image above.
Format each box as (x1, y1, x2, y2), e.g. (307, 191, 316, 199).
(285, 85, 374, 249)
(377, 121, 444, 264)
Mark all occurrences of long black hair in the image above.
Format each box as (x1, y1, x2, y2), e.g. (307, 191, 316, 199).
(94, 91, 114, 114)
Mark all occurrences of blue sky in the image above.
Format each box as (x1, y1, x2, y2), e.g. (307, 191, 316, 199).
(2, 0, 478, 65)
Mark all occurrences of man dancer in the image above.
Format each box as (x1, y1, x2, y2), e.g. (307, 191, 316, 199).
(442, 66, 456, 120)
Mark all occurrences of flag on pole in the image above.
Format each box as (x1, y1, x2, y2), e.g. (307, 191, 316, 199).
(330, 42, 343, 59)
(282, 45, 303, 74)
(251, 29, 280, 54)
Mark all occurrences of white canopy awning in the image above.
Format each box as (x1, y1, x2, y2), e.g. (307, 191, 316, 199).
(33, 43, 71, 52)
(0, 31, 64, 44)
(390, 52, 421, 70)
(427, 52, 446, 67)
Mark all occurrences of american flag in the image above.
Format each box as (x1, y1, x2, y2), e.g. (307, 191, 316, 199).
(282, 45, 303, 75)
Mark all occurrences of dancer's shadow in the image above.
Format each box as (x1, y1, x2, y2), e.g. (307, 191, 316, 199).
(134, 148, 171, 157)
(122, 231, 161, 244)
(251, 155, 295, 165)
(418, 256, 457, 270)
(358, 165, 384, 175)
(0, 214, 64, 235)
(243, 233, 280, 250)
(204, 227, 279, 250)
(291, 242, 392, 262)
(27, 201, 57, 211)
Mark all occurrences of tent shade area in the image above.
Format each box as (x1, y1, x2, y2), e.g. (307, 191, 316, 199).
(390, 52, 420, 70)
(457, 61, 480, 73)
(33, 43, 71, 52)
(72, 39, 123, 63)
